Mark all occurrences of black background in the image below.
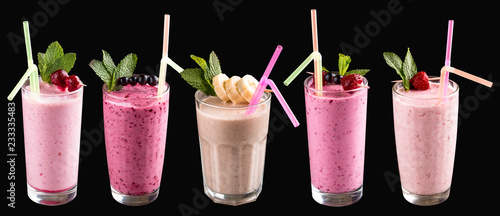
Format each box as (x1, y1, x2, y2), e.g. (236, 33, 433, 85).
(4, 0, 499, 214)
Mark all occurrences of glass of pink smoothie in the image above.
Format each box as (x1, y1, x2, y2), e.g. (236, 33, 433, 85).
(102, 78, 169, 206)
(195, 90, 271, 206)
(21, 77, 83, 206)
(392, 77, 459, 206)
(304, 75, 368, 207)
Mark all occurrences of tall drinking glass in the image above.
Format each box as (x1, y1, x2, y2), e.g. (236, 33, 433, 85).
(102, 81, 169, 206)
(392, 78, 459, 206)
(304, 75, 368, 207)
(21, 78, 83, 205)
(195, 90, 271, 206)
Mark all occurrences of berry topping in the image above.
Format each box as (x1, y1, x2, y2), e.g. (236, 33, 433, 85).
(65, 75, 83, 92)
(341, 74, 364, 90)
(50, 69, 69, 90)
(324, 71, 334, 84)
(118, 77, 129, 86)
(116, 75, 159, 87)
(137, 74, 148, 85)
(333, 74, 342, 84)
(313, 71, 343, 86)
(147, 75, 159, 86)
(129, 76, 137, 86)
(409, 71, 430, 90)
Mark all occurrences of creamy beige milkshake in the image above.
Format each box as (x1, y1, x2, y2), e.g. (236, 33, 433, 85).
(195, 91, 271, 206)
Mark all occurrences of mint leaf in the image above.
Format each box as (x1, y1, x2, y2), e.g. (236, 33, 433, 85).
(383, 52, 403, 78)
(43, 53, 76, 81)
(190, 54, 209, 73)
(207, 51, 222, 85)
(89, 59, 111, 87)
(402, 48, 417, 84)
(181, 51, 223, 95)
(43, 41, 64, 67)
(115, 53, 137, 78)
(102, 50, 116, 74)
(89, 50, 137, 92)
(383, 51, 407, 89)
(338, 53, 352, 76)
(383, 49, 418, 91)
(37, 41, 76, 83)
(37, 52, 46, 72)
(180, 68, 216, 96)
(345, 69, 370, 76)
(337, 53, 369, 77)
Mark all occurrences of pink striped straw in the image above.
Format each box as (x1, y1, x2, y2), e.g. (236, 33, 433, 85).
(439, 20, 454, 99)
(245, 45, 299, 127)
(248, 45, 283, 110)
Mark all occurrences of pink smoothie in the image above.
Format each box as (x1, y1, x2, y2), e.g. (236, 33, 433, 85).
(103, 84, 169, 196)
(22, 79, 83, 192)
(392, 82, 458, 195)
(304, 77, 368, 193)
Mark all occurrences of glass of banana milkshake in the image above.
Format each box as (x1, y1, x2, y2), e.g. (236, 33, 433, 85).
(181, 50, 296, 206)
(195, 73, 271, 206)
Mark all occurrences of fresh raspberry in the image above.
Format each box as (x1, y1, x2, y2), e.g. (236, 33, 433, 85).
(341, 74, 364, 90)
(50, 69, 69, 90)
(410, 71, 430, 90)
(65, 75, 84, 92)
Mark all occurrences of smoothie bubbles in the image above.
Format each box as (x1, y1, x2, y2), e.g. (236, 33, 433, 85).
(283, 9, 370, 207)
(179, 45, 298, 206)
(8, 22, 84, 206)
(385, 20, 493, 206)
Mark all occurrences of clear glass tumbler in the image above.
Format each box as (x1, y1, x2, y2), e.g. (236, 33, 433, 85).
(392, 78, 459, 206)
(304, 75, 368, 207)
(22, 78, 83, 206)
(102, 81, 169, 206)
(195, 90, 271, 206)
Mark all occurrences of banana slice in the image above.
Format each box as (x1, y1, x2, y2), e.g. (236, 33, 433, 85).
(224, 76, 247, 104)
(237, 74, 259, 103)
(212, 73, 230, 102)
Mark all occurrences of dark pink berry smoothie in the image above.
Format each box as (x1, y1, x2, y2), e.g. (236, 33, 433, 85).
(304, 76, 368, 194)
(102, 84, 169, 196)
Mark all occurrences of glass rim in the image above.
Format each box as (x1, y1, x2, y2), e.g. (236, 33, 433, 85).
(303, 74, 369, 93)
(195, 90, 271, 110)
(21, 77, 83, 97)
(102, 82, 170, 100)
(392, 76, 459, 100)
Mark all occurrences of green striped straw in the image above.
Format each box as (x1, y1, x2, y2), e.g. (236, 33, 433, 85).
(7, 21, 39, 101)
(7, 21, 40, 101)
(24, 21, 39, 93)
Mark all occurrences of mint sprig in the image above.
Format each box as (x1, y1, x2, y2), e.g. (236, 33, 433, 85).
(383, 48, 417, 91)
(89, 50, 137, 92)
(338, 53, 370, 76)
(180, 51, 221, 96)
(37, 41, 76, 83)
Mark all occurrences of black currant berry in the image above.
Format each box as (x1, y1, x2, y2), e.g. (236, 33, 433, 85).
(333, 74, 343, 84)
(147, 75, 158, 86)
(118, 77, 129, 86)
(324, 72, 335, 84)
(137, 74, 148, 85)
(129, 76, 137, 86)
